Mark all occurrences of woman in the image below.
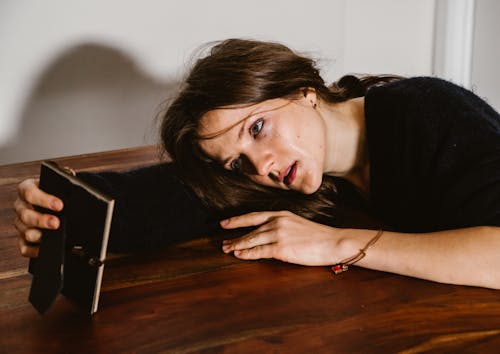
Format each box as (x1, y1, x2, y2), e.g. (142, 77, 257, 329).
(14, 39, 500, 289)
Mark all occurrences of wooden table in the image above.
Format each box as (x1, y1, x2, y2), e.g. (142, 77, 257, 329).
(1, 146, 500, 353)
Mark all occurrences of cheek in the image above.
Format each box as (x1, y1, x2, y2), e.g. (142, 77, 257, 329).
(300, 119, 326, 163)
(289, 114, 321, 149)
(249, 175, 275, 188)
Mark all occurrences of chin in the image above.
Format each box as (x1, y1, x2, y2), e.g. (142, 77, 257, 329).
(298, 174, 323, 195)
(300, 185, 320, 195)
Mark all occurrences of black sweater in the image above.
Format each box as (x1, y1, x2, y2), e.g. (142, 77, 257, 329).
(365, 77, 500, 231)
(78, 164, 218, 252)
(79, 77, 500, 252)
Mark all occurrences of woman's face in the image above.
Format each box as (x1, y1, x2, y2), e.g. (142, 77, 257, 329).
(198, 92, 328, 194)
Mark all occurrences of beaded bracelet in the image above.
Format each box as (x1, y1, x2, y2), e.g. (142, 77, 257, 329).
(332, 229, 384, 275)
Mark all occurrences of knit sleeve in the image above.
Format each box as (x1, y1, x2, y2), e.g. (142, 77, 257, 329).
(77, 163, 219, 253)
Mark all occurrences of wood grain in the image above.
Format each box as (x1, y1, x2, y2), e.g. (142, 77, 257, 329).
(1, 146, 500, 353)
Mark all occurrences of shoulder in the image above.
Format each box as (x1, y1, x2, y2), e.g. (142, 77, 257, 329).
(365, 77, 500, 230)
(368, 76, 467, 95)
(366, 76, 475, 108)
(365, 76, 500, 132)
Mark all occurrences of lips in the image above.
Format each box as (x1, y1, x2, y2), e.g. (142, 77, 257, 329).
(283, 162, 297, 186)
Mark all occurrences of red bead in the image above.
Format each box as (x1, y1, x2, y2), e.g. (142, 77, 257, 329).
(332, 264, 342, 274)
(332, 264, 349, 275)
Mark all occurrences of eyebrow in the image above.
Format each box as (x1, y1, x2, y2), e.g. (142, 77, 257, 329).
(221, 121, 246, 168)
(200, 100, 283, 140)
(234, 100, 290, 139)
(199, 109, 253, 141)
(209, 101, 292, 165)
(237, 118, 247, 139)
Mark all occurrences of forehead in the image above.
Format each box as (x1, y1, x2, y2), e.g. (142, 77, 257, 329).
(198, 98, 289, 136)
(197, 104, 256, 162)
(198, 105, 252, 138)
(197, 98, 287, 160)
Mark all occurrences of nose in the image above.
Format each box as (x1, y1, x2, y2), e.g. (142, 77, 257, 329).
(246, 151, 274, 176)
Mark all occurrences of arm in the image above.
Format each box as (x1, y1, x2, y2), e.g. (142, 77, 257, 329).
(77, 163, 218, 252)
(15, 163, 218, 257)
(220, 211, 500, 290)
(341, 226, 500, 289)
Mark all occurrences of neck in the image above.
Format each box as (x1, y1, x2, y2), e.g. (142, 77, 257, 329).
(320, 97, 370, 195)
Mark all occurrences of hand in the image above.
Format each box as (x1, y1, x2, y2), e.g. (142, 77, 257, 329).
(14, 178, 63, 258)
(220, 211, 346, 266)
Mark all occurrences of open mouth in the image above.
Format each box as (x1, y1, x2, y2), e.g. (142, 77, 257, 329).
(284, 162, 297, 186)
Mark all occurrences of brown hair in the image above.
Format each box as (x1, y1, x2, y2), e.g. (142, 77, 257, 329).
(160, 38, 400, 224)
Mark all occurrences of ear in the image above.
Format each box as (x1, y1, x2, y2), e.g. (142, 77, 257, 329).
(301, 87, 317, 106)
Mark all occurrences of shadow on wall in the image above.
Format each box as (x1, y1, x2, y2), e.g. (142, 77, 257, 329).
(0, 43, 178, 164)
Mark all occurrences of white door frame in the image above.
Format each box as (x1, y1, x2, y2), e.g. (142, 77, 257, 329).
(433, 0, 476, 88)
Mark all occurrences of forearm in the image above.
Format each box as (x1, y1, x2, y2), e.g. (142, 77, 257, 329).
(339, 226, 500, 289)
(78, 163, 218, 252)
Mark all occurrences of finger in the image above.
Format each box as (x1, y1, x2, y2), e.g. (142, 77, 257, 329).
(220, 211, 288, 229)
(18, 207, 59, 230)
(18, 236, 39, 258)
(18, 178, 63, 211)
(13, 216, 27, 234)
(14, 197, 59, 229)
(13, 197, 34, 215)
(15, 217, 43, 243)
(13, 216, 42, 243)
(222, 228, 276, 253)
(233, 244, 275, 260)
(25, 228, 43, 243)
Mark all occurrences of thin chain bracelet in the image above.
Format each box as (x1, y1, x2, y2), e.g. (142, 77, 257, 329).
(332, 229, 384, 275)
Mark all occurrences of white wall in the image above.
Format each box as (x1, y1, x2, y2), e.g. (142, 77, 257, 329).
(0, 0, 436, 164)
(343, 0, 435, 75)
(471, 0, 500, 111)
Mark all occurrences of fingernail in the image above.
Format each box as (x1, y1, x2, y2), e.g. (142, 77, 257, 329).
(234, 250, 241, 256)
(51, 199, 63, 211)
(49, 218, 59, 229)
(220, 219, 229, 227)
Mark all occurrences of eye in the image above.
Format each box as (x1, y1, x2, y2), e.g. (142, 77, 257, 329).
(250, 119, 264, 137)
(230, 157, 242, 172)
